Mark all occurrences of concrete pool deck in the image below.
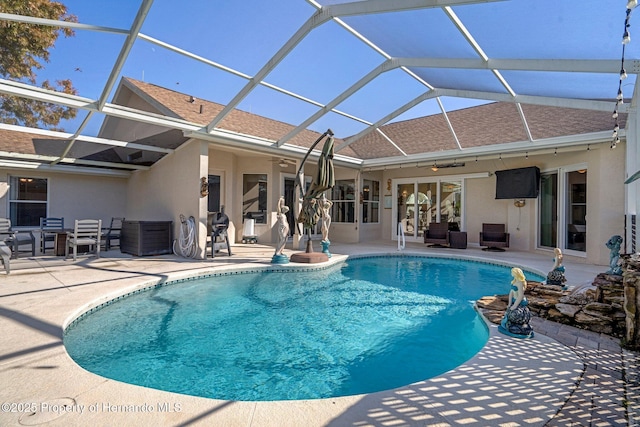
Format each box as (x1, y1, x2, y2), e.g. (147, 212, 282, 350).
(0, 241, 638, 426)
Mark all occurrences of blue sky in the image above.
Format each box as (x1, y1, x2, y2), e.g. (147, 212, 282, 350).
(20, 0, 640, 139)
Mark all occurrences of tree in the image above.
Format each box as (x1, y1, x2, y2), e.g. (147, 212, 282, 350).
(0, 0, 78, 131)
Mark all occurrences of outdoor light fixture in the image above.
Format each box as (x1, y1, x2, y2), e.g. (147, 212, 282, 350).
(613, 4, 635, 149)
(621, 68, 628, 79)
(431, 163, 438, 172)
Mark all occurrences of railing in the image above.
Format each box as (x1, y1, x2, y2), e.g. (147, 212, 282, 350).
(397, 222, 406, 251)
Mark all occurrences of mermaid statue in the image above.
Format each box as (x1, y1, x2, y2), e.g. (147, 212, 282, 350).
(605, 235, 623, 276)
(498, 267, 534, 339)
(546, 247, 567, 287)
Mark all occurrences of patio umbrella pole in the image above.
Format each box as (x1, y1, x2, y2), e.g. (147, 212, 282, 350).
(294, 129, 334, 187)
(306, 228, 313, 253)
(290, 128, 335, 264)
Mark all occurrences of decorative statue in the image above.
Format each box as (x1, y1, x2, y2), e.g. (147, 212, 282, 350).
(606, 235, 623, 275)
(320, 194, 332, 242)
(546, 247, 567, 287)
(498, 267, 534, 339)
(320, 194, 333, 257)
(272, 197, 290, 264)
(294, 129, 334, 258)
(200, 177, 209, 197)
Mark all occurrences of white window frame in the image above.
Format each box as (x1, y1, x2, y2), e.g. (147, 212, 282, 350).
(8, 175, 49, 228)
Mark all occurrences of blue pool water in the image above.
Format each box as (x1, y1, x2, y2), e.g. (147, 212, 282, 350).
(64, 256, 544, 401)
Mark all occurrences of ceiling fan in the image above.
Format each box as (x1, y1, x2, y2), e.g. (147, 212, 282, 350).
(419, 161, 466, 171)
(271, 158, 297, 168)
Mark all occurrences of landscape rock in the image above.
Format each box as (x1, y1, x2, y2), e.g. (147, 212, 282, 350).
(476, 264, 632, 343)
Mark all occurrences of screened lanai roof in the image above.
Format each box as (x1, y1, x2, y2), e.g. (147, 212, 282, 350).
(0, 0, 639, 174)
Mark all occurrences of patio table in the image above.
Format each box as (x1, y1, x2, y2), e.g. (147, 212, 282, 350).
(50, 229, 70, 256)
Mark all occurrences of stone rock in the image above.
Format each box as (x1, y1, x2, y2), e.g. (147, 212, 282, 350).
(613, 311, 627, 320)
(559, 293, 591, 305)
(480, 309, 503, 325)
(533, 287, 566, 297)
(475, 262, 639, 343)
(555, 303, 581, 318)
(575, 311, 609, 325)
(527, 295, 558, 309)
(547, 307, 571, 323)
(584, 302, 614, 314)
(476, 295, 507, 311)
(526, 280, 544, 289)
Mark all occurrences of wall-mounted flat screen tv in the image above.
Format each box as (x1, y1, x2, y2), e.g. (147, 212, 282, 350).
(495, 166, 540, 199)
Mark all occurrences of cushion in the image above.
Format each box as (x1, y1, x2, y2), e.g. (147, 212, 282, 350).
(429, 230, 447, 239)
(483, 232, 505, 242)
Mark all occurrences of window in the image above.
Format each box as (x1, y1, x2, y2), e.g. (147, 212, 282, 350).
(242, 174, 267, 224)
(9, 176, 48, 227)
(440, 180, 461, 230)
(330, 179, 355, 223)
(361, 179, 380, 223)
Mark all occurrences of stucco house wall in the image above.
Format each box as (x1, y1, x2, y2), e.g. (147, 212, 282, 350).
(0, 169, 127, 249)
(126, 139, 208, 258)
(369, 141, 623, 267)
(584, 143, 626, 264)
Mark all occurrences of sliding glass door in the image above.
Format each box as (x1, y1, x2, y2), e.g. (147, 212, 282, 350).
(566, 170, 587, 252)
(538, 172, 557, 248)
(538, 168, 587, 254)
(395, 179, 462, 242)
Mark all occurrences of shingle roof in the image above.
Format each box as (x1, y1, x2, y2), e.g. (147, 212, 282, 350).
(0, 80, 623, 168)
(121, 78, 361, 159)
(0, 129, 47, 155)
(0, 129, 126, 164)
(349, 102, 624, 160)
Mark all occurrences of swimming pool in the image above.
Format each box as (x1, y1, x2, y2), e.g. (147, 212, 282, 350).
(64, 255, 544, 401)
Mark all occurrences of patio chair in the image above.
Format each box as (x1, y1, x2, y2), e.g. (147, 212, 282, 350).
(208, 211, 232, 258)
(479, 223, 510, 251)
(66, 219, 102, 261)
(40, 217, 64, 253)
(0, 242, 10, 274)
(103, 217, 124, 251)
(423, 222, 449, 247)
(0, 218, 35, 259)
